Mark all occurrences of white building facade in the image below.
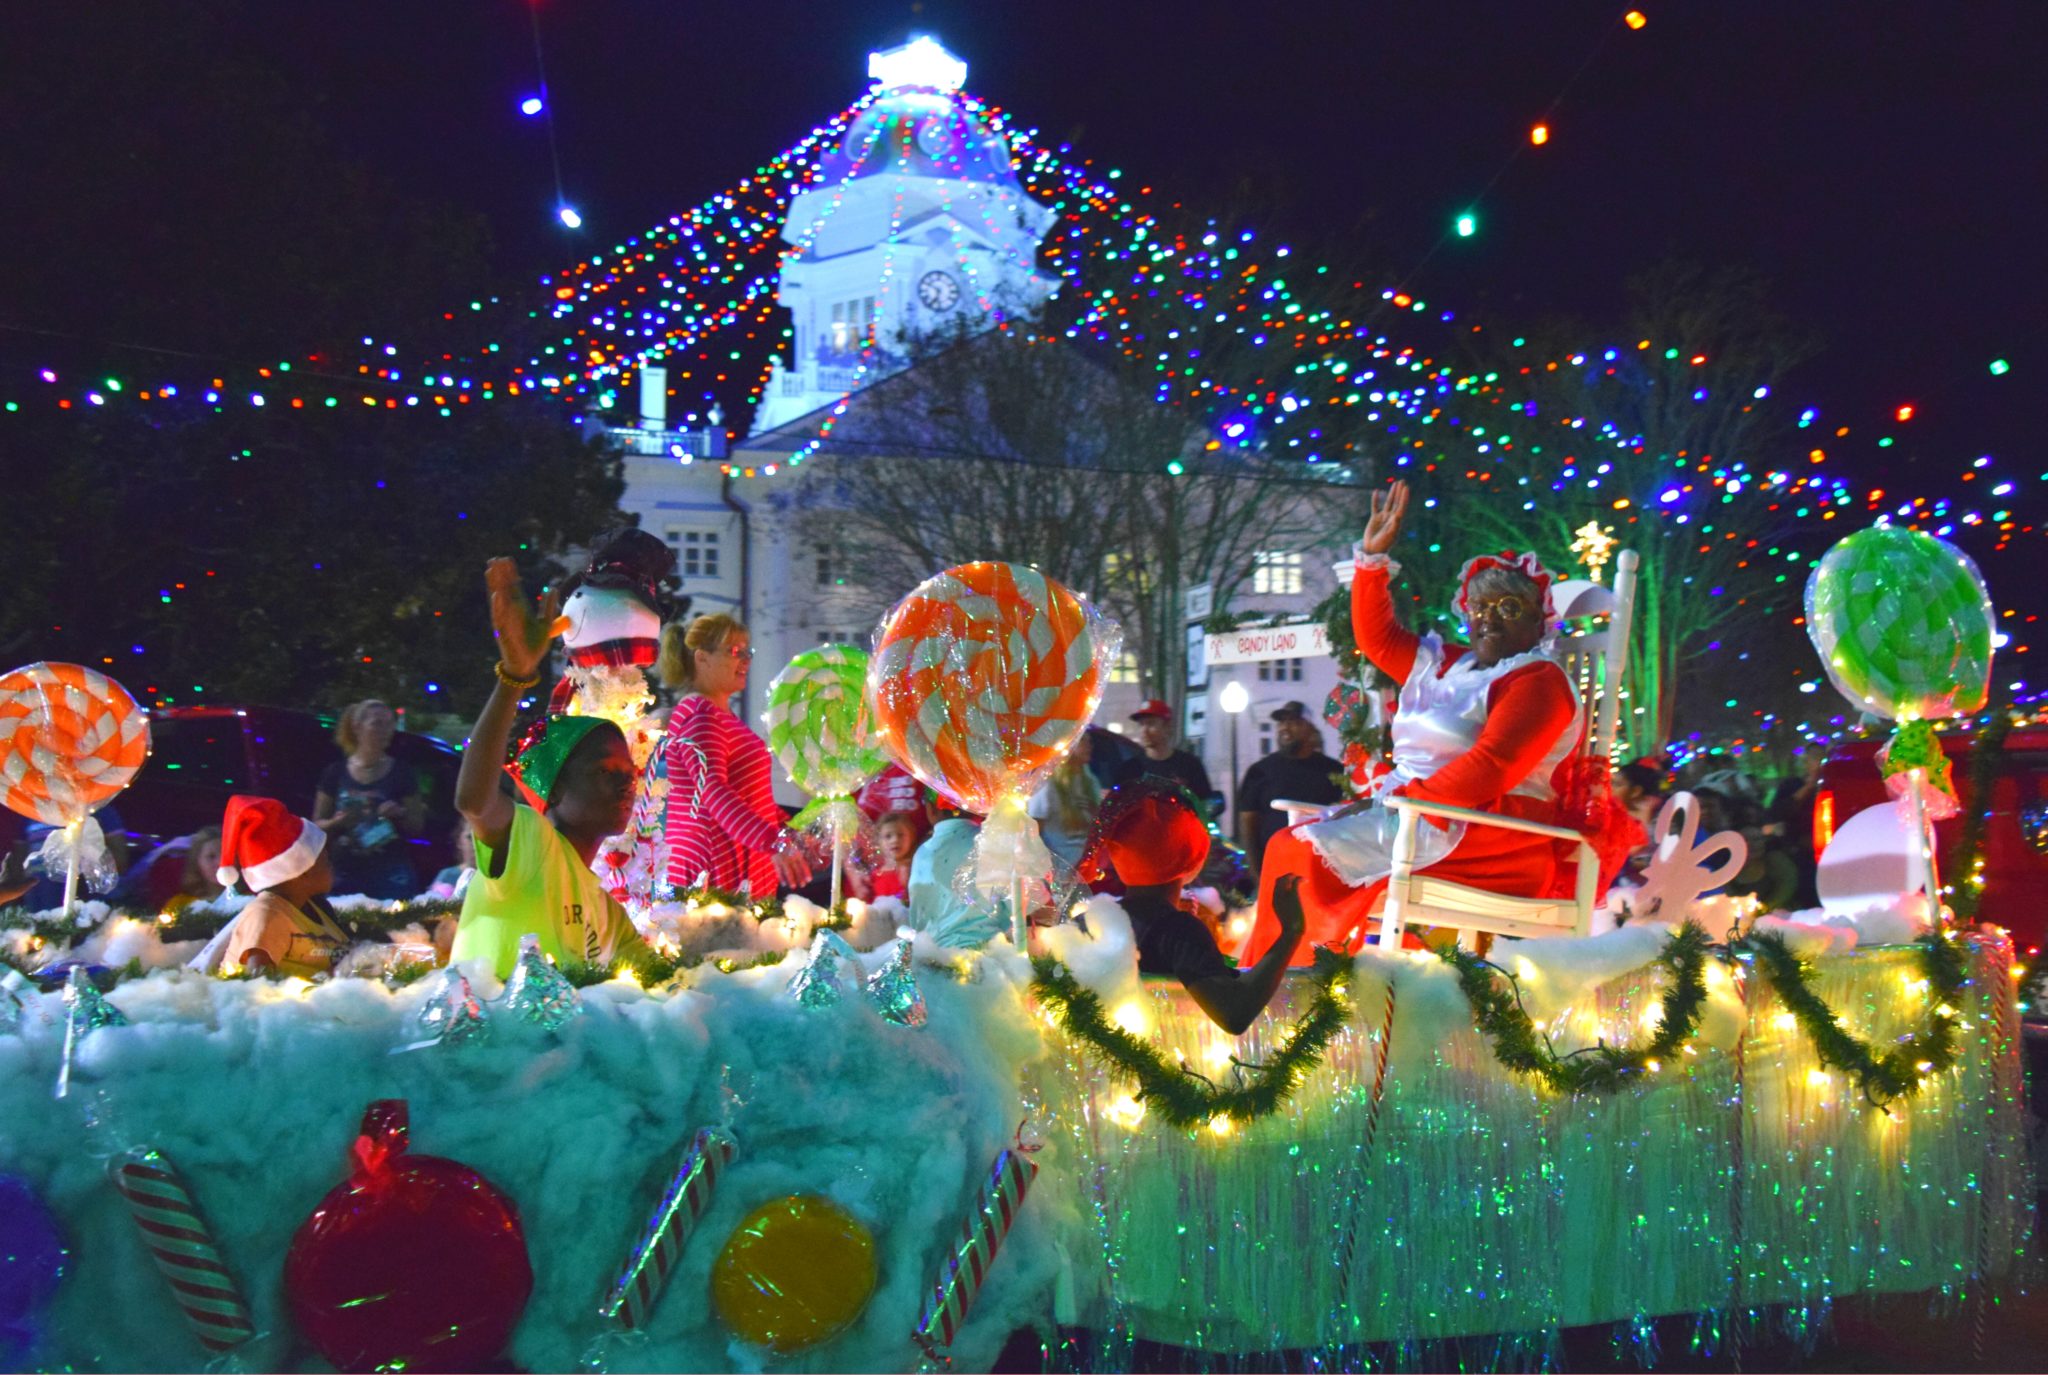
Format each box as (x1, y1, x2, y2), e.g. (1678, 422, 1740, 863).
(614, 40, 1345, 816)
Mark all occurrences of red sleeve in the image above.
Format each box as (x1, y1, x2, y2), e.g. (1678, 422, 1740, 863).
(1351, 559, 1420, 683)
(1396, 662, 1576, 809)
(666, 704, 784, 855)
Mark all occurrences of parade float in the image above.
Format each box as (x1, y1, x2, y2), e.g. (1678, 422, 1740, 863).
(0, 543, 2035, 1373)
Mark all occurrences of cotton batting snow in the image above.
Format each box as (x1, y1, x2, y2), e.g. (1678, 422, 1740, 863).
(0, 884, 1957, 1371)
(1, 936, 1067, 1374)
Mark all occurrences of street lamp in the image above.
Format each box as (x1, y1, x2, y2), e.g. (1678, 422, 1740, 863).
(1219, 680, 1249, 842)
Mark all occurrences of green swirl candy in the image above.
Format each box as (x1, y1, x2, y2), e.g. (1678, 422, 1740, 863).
(764, 643, 889, 801)
(1804, 526, 1994, 721)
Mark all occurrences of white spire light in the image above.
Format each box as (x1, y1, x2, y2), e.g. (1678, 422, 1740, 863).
(867, 35, 967, 92)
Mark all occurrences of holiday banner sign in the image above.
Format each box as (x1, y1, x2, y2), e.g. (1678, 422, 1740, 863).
(1205, 621, 1330, 666)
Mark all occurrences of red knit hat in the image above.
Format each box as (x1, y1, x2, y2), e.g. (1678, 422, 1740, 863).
(1454, 549, 1560, 627)
(1079, 781, 1211, 888)
(216, 795, 325, 892)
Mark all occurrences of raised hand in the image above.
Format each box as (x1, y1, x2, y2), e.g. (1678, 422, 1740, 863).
(485, 557, 561, 682)
(1272, 873, 1307, 940)
(1360, 479, 1411, 556)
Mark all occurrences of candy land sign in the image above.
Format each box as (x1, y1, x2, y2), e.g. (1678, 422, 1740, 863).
(1204, 621, 1330, 666)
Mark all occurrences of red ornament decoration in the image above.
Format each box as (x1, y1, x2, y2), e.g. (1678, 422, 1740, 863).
(284, 1101, 532, 1373)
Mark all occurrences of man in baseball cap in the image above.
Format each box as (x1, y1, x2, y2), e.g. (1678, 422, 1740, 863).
(1112, 699, 1214, 803)
(1234, 702, 1344, 872)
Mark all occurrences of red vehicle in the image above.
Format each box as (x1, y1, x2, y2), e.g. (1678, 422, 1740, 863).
(1814, 724, 2048, 955)
(0, 706, 462, 891)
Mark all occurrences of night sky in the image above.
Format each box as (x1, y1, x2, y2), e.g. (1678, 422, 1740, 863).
(214, 0, 2047, 482)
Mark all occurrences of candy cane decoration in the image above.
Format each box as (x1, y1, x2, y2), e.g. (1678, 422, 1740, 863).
(1331, 977, 1397, 1299)
(914, 1139, 1040, 1359)
(109, 1148, 255, 1353)
(600, 1127, 737, 1330)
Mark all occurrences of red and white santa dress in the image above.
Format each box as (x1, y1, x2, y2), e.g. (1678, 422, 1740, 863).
(1237, 549, 1582, 965)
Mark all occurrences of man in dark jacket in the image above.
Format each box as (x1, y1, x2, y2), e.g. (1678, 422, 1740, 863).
(1234, 702, 1343, 875)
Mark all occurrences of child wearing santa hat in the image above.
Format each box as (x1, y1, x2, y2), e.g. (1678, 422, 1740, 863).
(1080, 781, 1307, 1034)
(447, 558, 654, 979)
(209, 796, 350, 977)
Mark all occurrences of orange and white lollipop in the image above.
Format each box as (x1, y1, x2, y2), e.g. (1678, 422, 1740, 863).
(0, 662, 152, 826)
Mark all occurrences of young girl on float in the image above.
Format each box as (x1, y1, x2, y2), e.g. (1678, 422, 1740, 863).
(850, 810, 921, 902)
(447, 558, 653, 979)
(1237, 479, 1639, 963)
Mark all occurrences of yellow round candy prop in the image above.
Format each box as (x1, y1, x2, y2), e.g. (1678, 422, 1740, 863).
(709, 1195, 877, 1353)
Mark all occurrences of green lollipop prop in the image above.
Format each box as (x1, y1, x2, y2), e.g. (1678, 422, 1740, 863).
(1804, 524, 1995, 914)
(765, 644, 890, 913)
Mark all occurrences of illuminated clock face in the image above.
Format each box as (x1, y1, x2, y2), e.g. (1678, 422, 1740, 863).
(917, 270, 961, 312)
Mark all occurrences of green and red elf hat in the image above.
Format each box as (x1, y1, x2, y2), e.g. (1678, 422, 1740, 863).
(506, 715, 620, 814)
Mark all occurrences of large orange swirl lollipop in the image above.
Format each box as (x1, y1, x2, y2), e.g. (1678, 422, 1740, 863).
(868, 562, 1108, 815)
(0, 662, 151, 826)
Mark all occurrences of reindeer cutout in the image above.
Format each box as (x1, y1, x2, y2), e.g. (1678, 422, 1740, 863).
(1618, 790, 1749, 922)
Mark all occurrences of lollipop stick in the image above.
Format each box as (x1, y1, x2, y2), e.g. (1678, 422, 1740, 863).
(830, 834, 848, 916)
(1011, 873, 1027, 951)
(61, 818, 81, 919)
(1905, 766, 1941, 921)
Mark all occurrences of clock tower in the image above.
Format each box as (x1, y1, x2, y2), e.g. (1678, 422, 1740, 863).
(751, 37, 1062, 434)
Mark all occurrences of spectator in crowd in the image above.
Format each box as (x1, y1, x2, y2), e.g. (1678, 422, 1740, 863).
(426, 820, 476, 900)
(1719, 791, 1800, 912)
(658, 614, 813, 896)
(314, 700, 425, 899)
(1028, 731, 1104, 870)
(1233, 702, 1343, 873)
(1614, 760, 1667, 826)
(1112, 699, 1213, 801)
(1769, 754, 1825, 908)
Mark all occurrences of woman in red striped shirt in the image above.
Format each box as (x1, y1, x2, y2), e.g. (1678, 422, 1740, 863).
(658, 615, 813, 896)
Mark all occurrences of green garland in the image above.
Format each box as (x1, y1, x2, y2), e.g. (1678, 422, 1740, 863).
(1446, 920, 1972, 1108)
(1945, 712, 2012, 923)
(0, 896, 463, 949)
(1441, 920, 1712, 1094)
(671, 882, 787, 925)
(1029, 946, 1353, 1130)
(1743, 928, 1966, 1107)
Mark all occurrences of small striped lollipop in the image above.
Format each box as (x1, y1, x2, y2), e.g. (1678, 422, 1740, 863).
(869, 563, 1110, 815)
(913, 1144, 1038, 1358)
(109, 1148, 256, 1353)
(0, 662, 151, 825)
(765, 644, 888, 803)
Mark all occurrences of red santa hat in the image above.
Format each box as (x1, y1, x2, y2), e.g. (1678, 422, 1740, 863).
(1454, 549, 1561, 627)
(1078, 780, 1212, 888)
(216, 795, 326, 892)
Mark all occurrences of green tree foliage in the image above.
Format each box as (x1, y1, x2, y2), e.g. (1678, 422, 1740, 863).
(0, 401, 623, 719)
(1373, 262, 1833, 755)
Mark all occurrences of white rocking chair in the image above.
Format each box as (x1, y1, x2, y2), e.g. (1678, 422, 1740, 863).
(1271, 550, 1641, 948)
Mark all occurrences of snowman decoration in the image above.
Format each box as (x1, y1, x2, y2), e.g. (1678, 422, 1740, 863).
(548, 528, 687, 912)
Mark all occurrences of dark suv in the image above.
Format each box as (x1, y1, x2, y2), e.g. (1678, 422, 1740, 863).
(1, 706, 462, 889)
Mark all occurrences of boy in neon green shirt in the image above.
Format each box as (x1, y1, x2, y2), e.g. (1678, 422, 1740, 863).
(449, 558, 651, 979)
